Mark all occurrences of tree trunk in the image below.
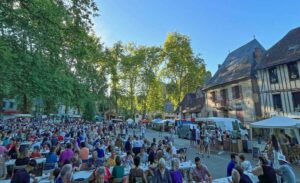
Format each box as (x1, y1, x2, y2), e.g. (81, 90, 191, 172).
(23, 94, 28, 113)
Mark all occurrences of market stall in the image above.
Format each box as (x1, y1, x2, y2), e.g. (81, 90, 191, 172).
(250, 116, 300, 159)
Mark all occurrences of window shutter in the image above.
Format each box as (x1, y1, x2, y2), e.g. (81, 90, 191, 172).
(232, 87, 236, 99)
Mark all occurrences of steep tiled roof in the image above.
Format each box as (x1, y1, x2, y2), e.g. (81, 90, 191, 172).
(175, 92, 205, 113)
(257, 27, 300, 69)
(205, 39, 265, 89)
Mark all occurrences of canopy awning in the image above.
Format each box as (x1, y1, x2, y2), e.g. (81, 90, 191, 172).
(152, 118, 162, 123)
(250, 116, 300, 129)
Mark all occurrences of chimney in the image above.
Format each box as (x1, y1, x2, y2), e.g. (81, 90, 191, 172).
(254, 47, 262, 60)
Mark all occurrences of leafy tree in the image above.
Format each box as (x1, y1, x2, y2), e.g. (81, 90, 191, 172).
(161, 32, 207, 107)
(82, 99, 96, 121)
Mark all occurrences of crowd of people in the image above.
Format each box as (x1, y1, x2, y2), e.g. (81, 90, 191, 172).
(226, 142, 297, 183)
(0, 117, 298, 183)
(0, 118, 214, 183)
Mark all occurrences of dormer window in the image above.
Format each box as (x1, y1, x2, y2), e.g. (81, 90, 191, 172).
(268, 67, 278, 84)
(287, 45, 300, 55)
(287, 62, 299, 80)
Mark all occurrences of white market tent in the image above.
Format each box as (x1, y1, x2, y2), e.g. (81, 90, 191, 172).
(153, 119, 164, 124)
(250, 116, 300, 146)
(162, 119, 175, 124)
(250, 116, 300, 129)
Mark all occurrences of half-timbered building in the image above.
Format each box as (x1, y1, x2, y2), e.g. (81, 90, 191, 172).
(256, 27, 300, 118)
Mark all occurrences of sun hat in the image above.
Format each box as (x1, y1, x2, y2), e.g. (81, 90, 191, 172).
(278, 154, 289, 164)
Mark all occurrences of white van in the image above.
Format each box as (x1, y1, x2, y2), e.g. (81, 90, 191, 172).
(197, 117, 249, 137)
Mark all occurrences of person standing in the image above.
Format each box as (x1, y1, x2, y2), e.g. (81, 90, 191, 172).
(196, 127, 201, 154)
(203, 129, 211, 158)
(192, 127, 196, 146)
(141, 124, 145, 139)
(217, 128, 223, 152)
(270, 134, 282, 170)
(188, 129, 192, 147)
(278, 130, 288, 156)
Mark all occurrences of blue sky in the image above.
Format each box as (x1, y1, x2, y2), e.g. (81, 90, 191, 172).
(93, 0, 300, 74)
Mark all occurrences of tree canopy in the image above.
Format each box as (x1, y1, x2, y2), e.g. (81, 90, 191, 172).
(0, 1, 210, 120)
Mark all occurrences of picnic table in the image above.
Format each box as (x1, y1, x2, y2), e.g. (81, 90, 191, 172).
(212, 176, 232, 183)
(5, 157, 46, 166)
(73, 161, 196, 181)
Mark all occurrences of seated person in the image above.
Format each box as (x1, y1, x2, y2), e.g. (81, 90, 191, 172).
(42, 143, 50, 152)
(122, 152, 134, 167)
(164, 147, 173, 161)
(49, 168, 61, 182)
(46, 146, 58, 164)
(234, 165, 253, 183)
(55, 164, 73, 183)
(7, 138, 18, 159)
(15, 148, 30, 166)
(129, 156, 147, 183)
(227, 153, 238, 176)
(252, 156, 278, 183)
(115, 137, 123, 150)
(95, 142, 105, 159)
(31, 146, 42, 158)
(191, 157, 212, 182)
(0, 150, 7, 180)
(11, 159, 37, 183)
(239, 154, 252, 172)
(138, 147, 149, 164)
(152, 158, 172, 183)
(88, 167, 106, 183)
(71, 151, 82, 171)
(170, 158, 183, 183)
(79, 142, 89, 163)
(178, 149, 186, 162)
(106, 150, 116, 167)
(111, 156, 125, 181)
(88, 151, 103, 169)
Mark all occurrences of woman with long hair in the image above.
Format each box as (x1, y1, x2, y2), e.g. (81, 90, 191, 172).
(271, 134, 282, 169)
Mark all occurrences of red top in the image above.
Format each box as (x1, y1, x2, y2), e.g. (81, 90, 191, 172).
(58, 135, 64, 141)
(31, 152, 41, 158)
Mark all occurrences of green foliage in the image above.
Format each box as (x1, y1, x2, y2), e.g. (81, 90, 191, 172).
(82, 99, 96, 121)
(0, 1, 209, 119)
(0, 0, 105, 115)
(161, 32, 208, 106)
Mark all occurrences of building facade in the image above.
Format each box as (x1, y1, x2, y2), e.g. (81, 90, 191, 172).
(256, 27, 300, 118)
(176, 86, 206, 120)
(204, 39, 265, 123)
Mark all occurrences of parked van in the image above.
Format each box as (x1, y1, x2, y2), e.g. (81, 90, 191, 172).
(177, 123, 198, 139)
(197, 117, 249, 138)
